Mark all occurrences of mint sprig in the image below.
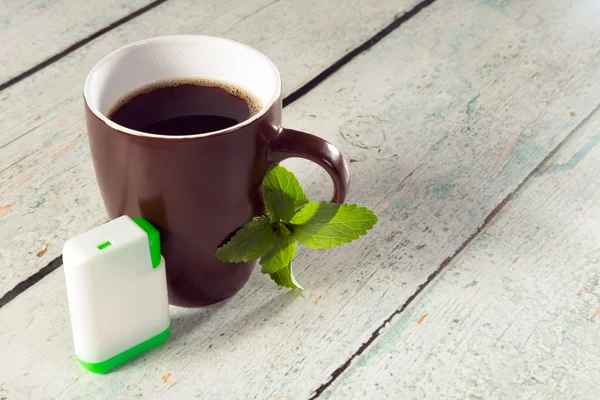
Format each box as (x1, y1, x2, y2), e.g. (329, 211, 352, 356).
(270, 262, 304, 290)
(263, 164, 308, 221)
(260, 232, 296, 274)
(216, 165, 378, 289)
(291, 202, 378, 249)
(215, 216, 275, 262)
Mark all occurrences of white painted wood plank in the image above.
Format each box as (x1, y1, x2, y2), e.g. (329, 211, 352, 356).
(0, 0, 154, 83)
(1, 0, 600, 398)
(0, 0, 421, 298)
(322, 107, 600, 400)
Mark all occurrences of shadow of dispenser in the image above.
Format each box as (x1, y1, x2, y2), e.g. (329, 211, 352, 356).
(63, 216, 170, 373)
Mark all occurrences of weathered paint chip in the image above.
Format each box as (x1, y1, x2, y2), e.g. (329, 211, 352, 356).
(0, 204, 14, 217)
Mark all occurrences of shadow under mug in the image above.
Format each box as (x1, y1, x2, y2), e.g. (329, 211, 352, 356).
(84, 35, 350, 307)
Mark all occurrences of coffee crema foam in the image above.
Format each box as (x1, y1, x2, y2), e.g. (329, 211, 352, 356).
(109, 77, 263, 117)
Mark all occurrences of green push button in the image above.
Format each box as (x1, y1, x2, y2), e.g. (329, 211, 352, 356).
(132, 218, 161, 269)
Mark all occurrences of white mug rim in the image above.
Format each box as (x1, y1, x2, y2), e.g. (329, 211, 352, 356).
(83, 35, 282, 140)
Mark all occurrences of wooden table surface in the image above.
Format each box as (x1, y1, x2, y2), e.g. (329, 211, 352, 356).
(1, 0, 599, 398)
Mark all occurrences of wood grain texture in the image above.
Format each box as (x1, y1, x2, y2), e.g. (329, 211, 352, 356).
(0, 0, 421, 298)
(1, 0, 600, 398)
(322, 107, 600, 400)
(0, 0, 155, 83)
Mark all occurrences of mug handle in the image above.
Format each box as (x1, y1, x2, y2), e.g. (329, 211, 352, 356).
(267, 128, 350, 203)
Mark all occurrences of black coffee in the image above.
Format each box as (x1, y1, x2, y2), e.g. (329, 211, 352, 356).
(108, 78, 262, 135)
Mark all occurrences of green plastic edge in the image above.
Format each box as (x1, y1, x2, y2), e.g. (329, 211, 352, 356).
(77, 325, 170, 374)
(132, 217, 161, 268)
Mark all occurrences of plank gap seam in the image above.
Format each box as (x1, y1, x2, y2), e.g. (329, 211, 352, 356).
(0, 255, 62, 308)
(308, 102, 600, 399)
(283, 0, 438, 108)
(0, 0, 169, 92)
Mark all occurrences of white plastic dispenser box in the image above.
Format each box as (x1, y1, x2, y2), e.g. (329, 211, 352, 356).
(63, 216, 170, 373)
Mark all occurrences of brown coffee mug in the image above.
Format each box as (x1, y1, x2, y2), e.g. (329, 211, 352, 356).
(84, 35, 350, 307)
